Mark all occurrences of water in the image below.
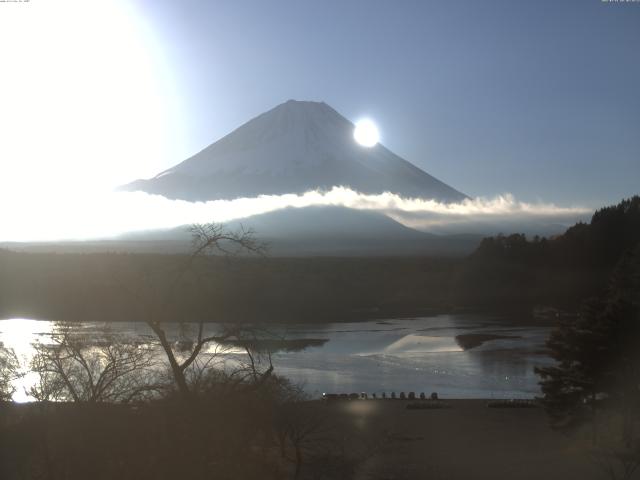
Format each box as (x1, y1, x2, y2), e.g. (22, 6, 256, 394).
(0, 314, 553, 401)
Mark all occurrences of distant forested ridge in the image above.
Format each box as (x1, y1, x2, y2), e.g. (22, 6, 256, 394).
(453, 196, 640, 311)
(0, 253, 455, 323)
(0, 196, 638, 323)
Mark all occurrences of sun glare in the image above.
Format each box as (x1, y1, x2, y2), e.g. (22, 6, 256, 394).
(0, 319, 54, 402)
(0, 1, 182, 208)
(353, 119, 380, 147)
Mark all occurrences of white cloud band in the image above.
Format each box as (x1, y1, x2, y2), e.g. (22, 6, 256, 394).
(0, 187, 591, 242)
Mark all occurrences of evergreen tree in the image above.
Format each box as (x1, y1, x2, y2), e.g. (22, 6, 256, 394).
(535, 297, 615, 428)
(536, 244, 640, 436)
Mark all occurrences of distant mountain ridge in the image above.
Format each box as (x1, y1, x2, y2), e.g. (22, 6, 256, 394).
(118, 206, 482, 256)
(1, 206, 482, 256)
(121, 100, 467, 202)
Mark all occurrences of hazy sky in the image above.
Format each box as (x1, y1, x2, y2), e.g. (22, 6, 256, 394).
(131, 0, 639, 206)
(0, 0, 638, 231)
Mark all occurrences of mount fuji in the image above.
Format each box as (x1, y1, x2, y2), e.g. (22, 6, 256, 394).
(121, 100, 467, 203)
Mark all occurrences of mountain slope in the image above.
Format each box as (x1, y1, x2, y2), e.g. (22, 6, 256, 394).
(145, 206, 479, 256)
(121, 100, 467, 202)
(9, 206, 479, 256)
(227, 206, 428, 241)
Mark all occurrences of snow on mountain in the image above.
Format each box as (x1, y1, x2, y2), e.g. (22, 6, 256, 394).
(121, 100, 467, 202)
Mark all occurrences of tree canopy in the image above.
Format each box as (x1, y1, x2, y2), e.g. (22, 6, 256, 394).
(536, 243, 640, 430)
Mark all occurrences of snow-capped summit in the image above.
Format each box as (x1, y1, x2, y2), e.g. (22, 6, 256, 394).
(121, 99, 467, 202)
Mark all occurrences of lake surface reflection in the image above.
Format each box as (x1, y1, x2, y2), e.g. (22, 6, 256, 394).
(0, 314, 553, 401)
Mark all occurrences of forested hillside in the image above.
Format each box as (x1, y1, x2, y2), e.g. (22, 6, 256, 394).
(453, 196, 640, 310)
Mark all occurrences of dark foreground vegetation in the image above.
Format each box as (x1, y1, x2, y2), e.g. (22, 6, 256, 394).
(0, 398, 623, 480)
(457, 196, 640, 311)
(0, 196, 639, 479)
(1, 381, 314, 480)
(0, 220, 392, 479)
(531, 240, 640, 480)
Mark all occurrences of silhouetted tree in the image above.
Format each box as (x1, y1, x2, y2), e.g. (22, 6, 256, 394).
(29, 322, 157, 402)
(120, 222, 267, 397)
(535, 298, 614, 428)
(456, 196, 640, 310)
(536, 243, 640, 479)
(0, 346, 18, 401)
(536, 244, 640, 427)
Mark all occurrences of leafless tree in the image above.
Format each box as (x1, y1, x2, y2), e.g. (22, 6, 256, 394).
(590, 448, 640, 480)
(274, 398, 331, 479)
(119, 222, 268, 397)
(0, 345, 19, 401)
(29, 322, 158, 402)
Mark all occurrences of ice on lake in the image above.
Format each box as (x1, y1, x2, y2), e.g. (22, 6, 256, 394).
(0, 314, 552, 401)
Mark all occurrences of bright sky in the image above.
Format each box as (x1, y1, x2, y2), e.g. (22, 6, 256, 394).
(0, 0, 188, 240)
(0, 1, 636, 241)
(0, 0, 185, 194)
(130, 0, 639, 206)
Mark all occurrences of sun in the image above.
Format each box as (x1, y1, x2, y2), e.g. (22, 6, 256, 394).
(353, 119, 380, 147)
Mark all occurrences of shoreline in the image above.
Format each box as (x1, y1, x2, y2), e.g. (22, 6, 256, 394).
(0, 306, 560, 327)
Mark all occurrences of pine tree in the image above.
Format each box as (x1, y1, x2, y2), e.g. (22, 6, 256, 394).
(535, 297, 614, 428)
(536, 244, 640, 436)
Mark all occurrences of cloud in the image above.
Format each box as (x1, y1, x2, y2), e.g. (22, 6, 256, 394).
(0, 187, 591, 242)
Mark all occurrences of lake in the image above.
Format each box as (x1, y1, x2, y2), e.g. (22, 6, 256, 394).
(0, 314, 553, 401)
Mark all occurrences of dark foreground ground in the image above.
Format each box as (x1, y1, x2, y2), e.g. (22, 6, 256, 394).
(324, 399, 599, 480)
(0, 398, 616, 479)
